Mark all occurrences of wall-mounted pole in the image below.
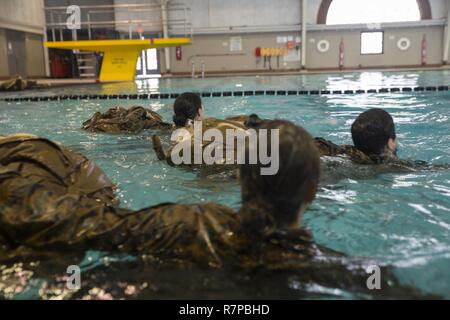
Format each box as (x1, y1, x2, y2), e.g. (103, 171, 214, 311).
(43, 8, 50, 77)
(301, 0, 307, 69)
(87, 14, 92, 40)
(201, 60, 205, 78)
(127, 7, 132, 39)
(161, 0, 171, 73)
(443, 0, 450, 64)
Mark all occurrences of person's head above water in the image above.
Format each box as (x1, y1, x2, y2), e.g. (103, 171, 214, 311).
(239, 120, 320, 230)
(173, 92, 204, 127)
(351, 108, 397, 156)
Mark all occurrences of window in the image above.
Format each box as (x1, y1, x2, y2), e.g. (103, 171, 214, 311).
(326, 0, 421, 25)
(361, 32, 383, 55)
(146, 49, 158, 70)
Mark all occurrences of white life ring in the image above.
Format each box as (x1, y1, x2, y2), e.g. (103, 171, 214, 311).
(397, 37, 411, 51)
(317, 40, 330, 53)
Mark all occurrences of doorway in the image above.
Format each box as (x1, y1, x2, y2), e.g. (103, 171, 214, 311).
(6, 30, 27, 77)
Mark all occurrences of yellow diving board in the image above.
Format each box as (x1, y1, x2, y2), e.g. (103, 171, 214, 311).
(45, 38, 191, 82)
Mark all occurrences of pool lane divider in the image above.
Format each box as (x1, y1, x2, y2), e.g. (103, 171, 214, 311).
(1, 86, 449, 102)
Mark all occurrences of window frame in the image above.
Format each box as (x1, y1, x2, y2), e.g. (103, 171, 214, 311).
(360, 31, 384, 55)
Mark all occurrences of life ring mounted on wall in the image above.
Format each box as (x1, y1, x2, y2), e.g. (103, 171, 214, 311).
(317, 40, 330, 53)
(397, 37, 411, 51)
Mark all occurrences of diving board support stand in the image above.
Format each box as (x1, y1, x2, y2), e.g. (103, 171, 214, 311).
(101, 50, 140, 82)
(161, 0, 172, 73)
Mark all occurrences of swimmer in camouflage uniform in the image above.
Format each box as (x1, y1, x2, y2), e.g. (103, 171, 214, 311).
(81, 92, 252, 136)
(315, 108, 400, 164)
(0, 124, 436, 298)
(151, 93, 256, 175)
(315, 108, 449, 172)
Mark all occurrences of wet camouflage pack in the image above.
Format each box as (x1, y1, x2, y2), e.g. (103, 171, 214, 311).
(82, 106, 172, 133)
(0, 77, 48, 92)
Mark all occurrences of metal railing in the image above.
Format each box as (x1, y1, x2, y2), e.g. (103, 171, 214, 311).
(44, 3, 192, 42)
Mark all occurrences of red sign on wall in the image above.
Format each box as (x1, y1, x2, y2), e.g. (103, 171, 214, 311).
(176, 46, 182, 61)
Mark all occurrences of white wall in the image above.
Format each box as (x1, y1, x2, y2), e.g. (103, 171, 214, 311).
(0, 0, 45, 34)
(113, 0, 161, 34)
(41, 0, 450, 35)
(170, 0, 447, 33)
(187, 0, 301, 28)
(108, 0, 449, 35)
(430, 0, 448, 19)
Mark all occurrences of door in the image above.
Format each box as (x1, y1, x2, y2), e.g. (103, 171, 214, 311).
(6, 30, 27, 77)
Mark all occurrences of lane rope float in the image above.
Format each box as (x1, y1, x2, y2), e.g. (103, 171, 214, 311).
(0, 86, 448, 102)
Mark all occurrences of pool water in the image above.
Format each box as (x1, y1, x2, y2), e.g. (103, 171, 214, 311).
(1, 70, 450, 299)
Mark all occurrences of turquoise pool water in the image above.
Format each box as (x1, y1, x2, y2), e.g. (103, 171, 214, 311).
(1, 70, 450, 299)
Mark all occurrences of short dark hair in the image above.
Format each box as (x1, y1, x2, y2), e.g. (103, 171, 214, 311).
(173, 92, 202, 126)
(351, 108, 396, 155)
(239, 120, 320, 228)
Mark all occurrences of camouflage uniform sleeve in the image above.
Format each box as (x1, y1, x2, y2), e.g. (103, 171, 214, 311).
(151, 134, 170, 161)
(117, 203, 240, 266)
(314, 138, 377, 164)
(224, 115, 250, 127)
(1, 195, 239, 266)
(383, 158, 450, 172)
(314, 137, 345, 156)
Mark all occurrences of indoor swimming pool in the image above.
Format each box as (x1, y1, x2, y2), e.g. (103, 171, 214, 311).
(1, 70, 450, 299)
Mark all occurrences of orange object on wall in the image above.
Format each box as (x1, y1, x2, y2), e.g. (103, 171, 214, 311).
(258, 47, 288, 57)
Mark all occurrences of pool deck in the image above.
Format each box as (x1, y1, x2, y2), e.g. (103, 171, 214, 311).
(168, 64, 450, 78)
(3, 65, 450, 88)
